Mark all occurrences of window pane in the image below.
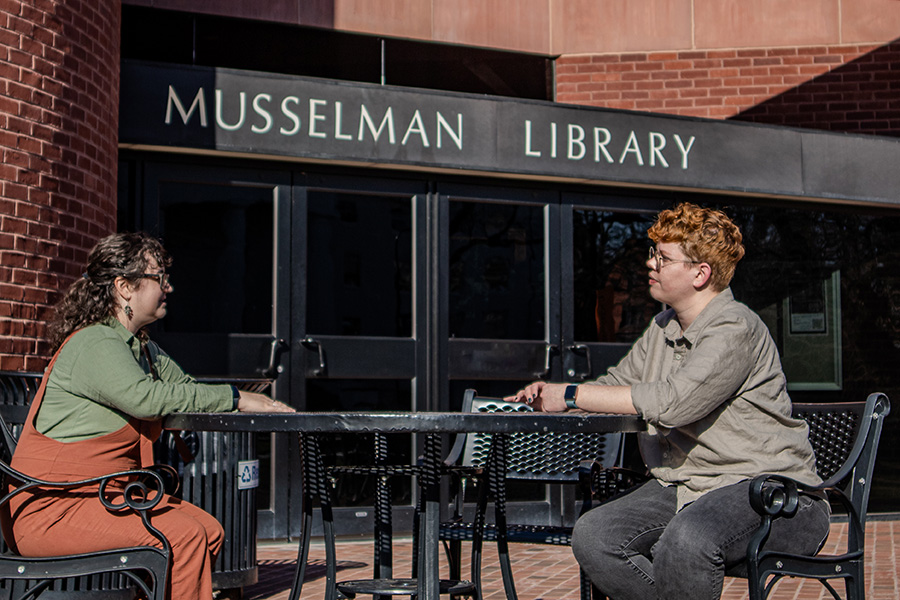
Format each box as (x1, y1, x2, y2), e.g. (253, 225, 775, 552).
(307, 192, 413, 337)
(159, 182, 273, 334)
(729, 205, 849, 391)
(449, 201, 545, 339)
(572, 210, 658, 343)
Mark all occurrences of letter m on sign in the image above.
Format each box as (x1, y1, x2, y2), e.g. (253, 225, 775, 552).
(166, 86, 208, 127)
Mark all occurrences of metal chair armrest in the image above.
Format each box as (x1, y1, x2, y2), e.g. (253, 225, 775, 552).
(747, 473, 804, 519)
(1, 462, 171, 553)
(143, 463, 181, 496)
(747, 473, 861, 555)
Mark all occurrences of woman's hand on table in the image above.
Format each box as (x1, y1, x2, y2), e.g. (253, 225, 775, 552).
(237, 391, 296, 413)
(504, 381, 567, 412)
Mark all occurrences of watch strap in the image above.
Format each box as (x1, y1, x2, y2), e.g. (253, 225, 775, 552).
(564, 384, 578, 409)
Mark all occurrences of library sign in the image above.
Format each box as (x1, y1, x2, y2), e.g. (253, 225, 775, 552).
(120, 61, 900, 206)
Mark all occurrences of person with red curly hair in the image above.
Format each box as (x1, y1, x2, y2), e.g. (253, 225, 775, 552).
(506, 203, 830, 599)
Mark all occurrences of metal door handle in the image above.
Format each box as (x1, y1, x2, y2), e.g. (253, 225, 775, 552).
(532, 343, 559, 379)
(259, 339, 288, 379)
(300, 337, 326, 376)
(568, 344, 593, 380)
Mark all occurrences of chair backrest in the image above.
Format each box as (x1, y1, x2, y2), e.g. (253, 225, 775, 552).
(0, 370, 41, 410)
(0, 409, 16, 467)
(457, 389, 623, 482)
(0, 372, 42, 556)
(0, 371, 43, 460)
(792, 393, 890, 529)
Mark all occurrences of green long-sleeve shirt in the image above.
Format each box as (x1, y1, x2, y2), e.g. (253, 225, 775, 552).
(36, 319, 234, 442)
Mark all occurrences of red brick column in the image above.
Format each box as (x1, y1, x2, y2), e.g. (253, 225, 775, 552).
(556, 42, 900, 136)
(0, 0, 120, 369)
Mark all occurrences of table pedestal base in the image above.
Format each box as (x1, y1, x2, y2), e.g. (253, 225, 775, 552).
(337, 578, 477, 597)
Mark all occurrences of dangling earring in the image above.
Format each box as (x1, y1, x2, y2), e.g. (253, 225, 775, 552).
(124, 305, 134, 320)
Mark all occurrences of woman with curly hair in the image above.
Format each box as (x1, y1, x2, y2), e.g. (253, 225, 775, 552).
(7, 232, 293, 599)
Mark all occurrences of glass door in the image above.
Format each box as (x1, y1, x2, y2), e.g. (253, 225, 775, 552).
(139, 162, 293, 539)
(291, 174, 429, 537)
(442, 183, 560, 388)
(439, 183, 562, 525)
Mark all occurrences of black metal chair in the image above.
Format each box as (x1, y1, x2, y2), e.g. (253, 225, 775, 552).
(0, 382, 171, 600)
(441, 389, 625, 600)
(743, 393, 890, 600)
(0, 373, 40, 445)
(584, 392, 891, 600)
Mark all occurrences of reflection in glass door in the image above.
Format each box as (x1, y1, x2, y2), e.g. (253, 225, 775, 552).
(306, 191, 413, 339)
(449, 201, 546, 341)
(155, 182, 276, 359)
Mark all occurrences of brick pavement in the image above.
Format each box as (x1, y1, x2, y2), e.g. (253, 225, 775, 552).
(244, 520, 900, 599)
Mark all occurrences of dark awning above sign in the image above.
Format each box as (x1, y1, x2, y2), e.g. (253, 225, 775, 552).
(120, 60, 900, 207)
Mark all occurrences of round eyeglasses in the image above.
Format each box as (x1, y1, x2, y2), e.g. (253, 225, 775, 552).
(138, 272, 171, 289)
(648, 247, 700, 271)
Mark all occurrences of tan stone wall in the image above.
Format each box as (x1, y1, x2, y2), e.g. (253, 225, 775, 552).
(123, 0, 900, 55)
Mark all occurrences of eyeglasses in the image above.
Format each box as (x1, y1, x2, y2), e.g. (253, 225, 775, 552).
(648, 247, 700, 271)
(138, 272, 171, 289)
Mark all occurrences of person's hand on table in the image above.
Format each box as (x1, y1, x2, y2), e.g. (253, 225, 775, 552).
(237, 391, 296, 413)
(504, 381, 568, 412)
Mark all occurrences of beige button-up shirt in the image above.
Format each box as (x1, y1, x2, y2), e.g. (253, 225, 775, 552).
(590, 288, 820, 509)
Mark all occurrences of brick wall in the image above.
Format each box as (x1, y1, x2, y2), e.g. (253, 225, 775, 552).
(556, 42, 900, 137)
(0, 0, 120, 370)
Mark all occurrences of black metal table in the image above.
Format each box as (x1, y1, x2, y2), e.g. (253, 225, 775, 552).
(164, 411, 645, 600)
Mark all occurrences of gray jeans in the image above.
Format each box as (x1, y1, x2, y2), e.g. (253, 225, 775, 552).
(571, 479, 831, 600)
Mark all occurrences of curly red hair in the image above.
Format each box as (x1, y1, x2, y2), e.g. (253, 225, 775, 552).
(648, 203, 745, 291)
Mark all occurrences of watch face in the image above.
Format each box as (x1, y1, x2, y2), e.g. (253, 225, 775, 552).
(564, 385, 578, 400)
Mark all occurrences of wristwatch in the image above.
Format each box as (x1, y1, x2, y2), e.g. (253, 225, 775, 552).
(564, 384, 579, 410)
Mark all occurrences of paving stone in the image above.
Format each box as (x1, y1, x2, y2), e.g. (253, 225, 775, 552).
(246, 520, 899, 599)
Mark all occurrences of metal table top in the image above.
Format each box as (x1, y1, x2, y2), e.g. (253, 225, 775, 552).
(164, 410, 645, 434)
(163, 409, 644, 600)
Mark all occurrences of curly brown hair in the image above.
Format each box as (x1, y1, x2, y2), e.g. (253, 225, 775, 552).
(647, 203, 745, 291)
(48, 232, 172, 350)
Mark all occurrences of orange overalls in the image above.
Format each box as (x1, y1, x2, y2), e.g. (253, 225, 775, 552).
(6, 342, 224, 600)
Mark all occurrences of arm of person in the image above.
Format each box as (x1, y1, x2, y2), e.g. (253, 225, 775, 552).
(630, 317, 759, 428)
(504, 320, 651, 414)
(504, 381, 637, 414)
(150, 342, 293, 413)
(68, 332, 292, 418)
(236, 390, 294, 413)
